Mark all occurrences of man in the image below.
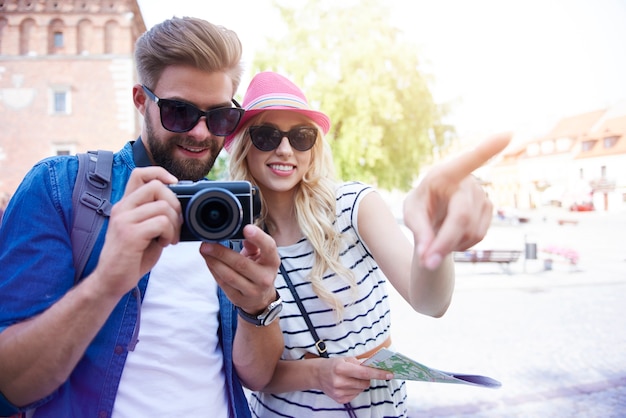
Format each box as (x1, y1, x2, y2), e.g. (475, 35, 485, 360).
(0, 17, 283, 417)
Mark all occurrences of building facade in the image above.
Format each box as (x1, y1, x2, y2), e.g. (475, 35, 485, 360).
(0, 0, 145, 196)
(487, 102, 626, 213)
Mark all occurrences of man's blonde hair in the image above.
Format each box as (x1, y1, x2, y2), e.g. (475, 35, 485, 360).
(135, 16, 243, 94)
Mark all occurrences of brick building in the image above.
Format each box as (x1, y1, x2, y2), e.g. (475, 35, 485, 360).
(0, 0, 146, 196)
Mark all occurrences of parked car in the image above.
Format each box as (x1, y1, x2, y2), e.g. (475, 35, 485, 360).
(569, 201, 594, 212)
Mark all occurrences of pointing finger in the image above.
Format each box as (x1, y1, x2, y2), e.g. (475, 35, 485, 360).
(435, 132, 512, 183)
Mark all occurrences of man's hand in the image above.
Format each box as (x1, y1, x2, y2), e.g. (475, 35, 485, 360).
(93, 167, 181, 297)
(404, 133, 512, 270)
(199, 224, 281, 314)
(0, 166, 183, 407)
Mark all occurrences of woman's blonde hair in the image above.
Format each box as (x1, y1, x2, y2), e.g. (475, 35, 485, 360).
(229, 114, 356, 315)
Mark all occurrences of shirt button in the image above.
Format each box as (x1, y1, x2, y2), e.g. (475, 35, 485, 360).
(98, 411, 108, 418)
(114, 345, 124, 354)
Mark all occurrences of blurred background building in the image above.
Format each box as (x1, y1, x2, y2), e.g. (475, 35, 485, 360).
(0, 0, 145, 194)
(488, 102, 626, 213)
(0, 0, 624, 215)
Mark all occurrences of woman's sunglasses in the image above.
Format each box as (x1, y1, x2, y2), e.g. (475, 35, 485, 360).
(142, 85, 244, 136)
(248, 125, 318, 152)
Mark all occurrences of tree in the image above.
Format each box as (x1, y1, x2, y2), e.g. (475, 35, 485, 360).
(250, 0, 454, 190)
(205, 151, 229, 180)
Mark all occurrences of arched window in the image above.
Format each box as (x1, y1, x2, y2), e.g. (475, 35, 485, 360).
(0, 18, 8, 55)
(19, 18, 36, 55)
(48, 18, 65, 55)
(104, 20, 119, 54)
(77, 19, 93, 55)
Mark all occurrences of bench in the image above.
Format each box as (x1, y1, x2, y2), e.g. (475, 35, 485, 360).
(453, 249, 522, 274)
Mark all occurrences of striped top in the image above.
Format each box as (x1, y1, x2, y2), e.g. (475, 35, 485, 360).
(250, 181, 407, 417)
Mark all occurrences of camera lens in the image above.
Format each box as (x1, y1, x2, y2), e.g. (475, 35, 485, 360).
(198, 200, 231, 230)
(185, 188, 243, 241)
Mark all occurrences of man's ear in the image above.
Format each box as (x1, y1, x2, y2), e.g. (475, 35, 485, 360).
(132, 84, 148, 114)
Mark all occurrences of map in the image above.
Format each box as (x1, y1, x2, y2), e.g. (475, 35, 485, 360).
(361, 348, 501, 388)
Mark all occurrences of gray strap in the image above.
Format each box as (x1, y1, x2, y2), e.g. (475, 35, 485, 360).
(71, 150, 114, 283)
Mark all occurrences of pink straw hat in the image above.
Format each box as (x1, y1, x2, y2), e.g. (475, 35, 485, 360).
(224, 71, 331, 150)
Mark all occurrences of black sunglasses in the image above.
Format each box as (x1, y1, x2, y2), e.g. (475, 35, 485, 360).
(248, 125, 318, 152)
(142, 85, 244, 136)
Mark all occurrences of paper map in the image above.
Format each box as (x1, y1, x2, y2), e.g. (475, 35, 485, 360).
(361, 348, 501, 388)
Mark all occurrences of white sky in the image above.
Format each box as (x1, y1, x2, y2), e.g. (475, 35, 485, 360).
(137, 0, 626, 140)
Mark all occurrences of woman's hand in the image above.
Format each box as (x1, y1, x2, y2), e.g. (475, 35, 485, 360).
(404, 133, 512, 270)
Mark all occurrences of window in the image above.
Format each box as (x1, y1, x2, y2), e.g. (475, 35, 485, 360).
(0, 19, 7, 55)
(50, 87, 71, 115)
(540, 139, 555, 154)
(603, 135, 618, 149)
(54, 91, 66, 113)
(526, 143, 539, 157)
(20, 18, 36, 55)
(49, 19, 64, 54)
(555, 137, 572, 152)
(104, 20, 118, 54)
(77, 19, 93, 54)
(53, 31, 64, 48)
(581, 140, 597, 152)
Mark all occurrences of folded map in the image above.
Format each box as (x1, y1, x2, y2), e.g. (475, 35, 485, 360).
(361, 348, 501, 388)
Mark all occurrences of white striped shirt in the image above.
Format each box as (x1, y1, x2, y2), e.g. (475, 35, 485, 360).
(250, 181, 407, 417)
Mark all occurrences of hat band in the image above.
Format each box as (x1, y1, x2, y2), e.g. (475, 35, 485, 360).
(245, 94, 310, 111)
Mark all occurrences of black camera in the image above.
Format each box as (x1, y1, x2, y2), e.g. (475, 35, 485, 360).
(169, 180, 261, 242)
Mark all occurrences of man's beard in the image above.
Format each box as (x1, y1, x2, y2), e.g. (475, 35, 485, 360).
(145, 114, 221, 180)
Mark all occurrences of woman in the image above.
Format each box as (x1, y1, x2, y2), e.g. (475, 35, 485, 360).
(226, 71, 503, 417)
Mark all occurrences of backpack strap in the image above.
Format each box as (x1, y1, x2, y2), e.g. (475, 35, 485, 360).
(71, 150, 114, 283)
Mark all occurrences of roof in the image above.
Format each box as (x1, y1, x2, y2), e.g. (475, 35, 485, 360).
(545, 109, 606, 140)
(499, 105, 626, 162)
(575, 114, 626, 159)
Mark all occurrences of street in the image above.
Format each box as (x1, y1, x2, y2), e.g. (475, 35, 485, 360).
(391, 209, 626, 417)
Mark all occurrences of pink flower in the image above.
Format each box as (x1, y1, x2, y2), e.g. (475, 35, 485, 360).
(540, 245, 579, 264)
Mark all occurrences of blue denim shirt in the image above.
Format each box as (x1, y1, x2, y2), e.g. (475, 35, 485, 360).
(0, 142, 250, 418)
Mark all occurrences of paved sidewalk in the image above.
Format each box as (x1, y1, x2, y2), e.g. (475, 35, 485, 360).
(391, 210, 626, 417)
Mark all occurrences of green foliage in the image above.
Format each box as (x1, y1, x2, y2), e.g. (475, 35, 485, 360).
(205, 151, 229, 180)
(250, 0, 455, 190)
